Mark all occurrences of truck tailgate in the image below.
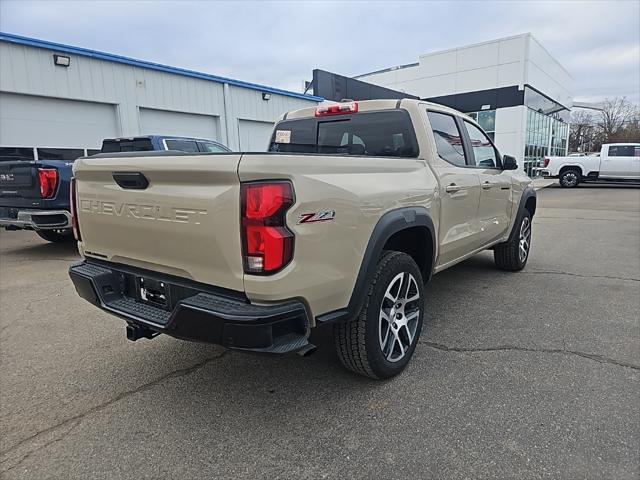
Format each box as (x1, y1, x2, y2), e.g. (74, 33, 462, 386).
(73, 154, 244, 291)
(0, 161, 42, 208)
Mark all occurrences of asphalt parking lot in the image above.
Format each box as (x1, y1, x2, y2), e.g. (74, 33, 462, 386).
(1, 183, 638, 479)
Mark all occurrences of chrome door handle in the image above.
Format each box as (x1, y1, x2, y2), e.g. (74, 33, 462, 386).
(445, 184, 462, 193)
(482, 181, 494, 189)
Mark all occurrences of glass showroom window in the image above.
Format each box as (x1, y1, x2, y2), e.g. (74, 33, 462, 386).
(524, 109, 552, 177)
(550, 120, 569, 157)
(467, 110, 495, 140)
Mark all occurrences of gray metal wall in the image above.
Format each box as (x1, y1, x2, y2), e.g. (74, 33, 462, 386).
(0, 41, 318, 151)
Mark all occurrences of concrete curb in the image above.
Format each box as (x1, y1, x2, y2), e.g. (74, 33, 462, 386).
(533, 178, 556, 190)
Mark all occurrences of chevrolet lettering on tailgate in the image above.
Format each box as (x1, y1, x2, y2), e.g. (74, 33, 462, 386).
(80, 200, 208, 225)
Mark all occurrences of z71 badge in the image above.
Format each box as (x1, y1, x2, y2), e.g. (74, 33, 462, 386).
(297, 210, 335, 224)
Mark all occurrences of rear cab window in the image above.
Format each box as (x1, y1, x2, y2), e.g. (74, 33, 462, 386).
(0, 147, 35, 162)
(101, 138, 154, 153)
(269, 110, 419, 158)
(37, 148, 84, 161)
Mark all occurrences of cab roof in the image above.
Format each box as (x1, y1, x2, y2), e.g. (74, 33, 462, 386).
(281, 98, 467, 121)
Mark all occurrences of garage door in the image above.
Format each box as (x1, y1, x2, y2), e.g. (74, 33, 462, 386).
(238, 119, 274, 151)
(139, 108, 220, 141)
(0, 92, 118, 149)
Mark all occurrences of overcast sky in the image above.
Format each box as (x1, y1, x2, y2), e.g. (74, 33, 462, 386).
(1, 0, 638, 103)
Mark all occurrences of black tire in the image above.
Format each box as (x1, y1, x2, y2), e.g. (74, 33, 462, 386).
(494, 210, 532, 271)
(334, 251, 425, 379)
(36, 229, 74, 243)
(559, 168, 581, 188)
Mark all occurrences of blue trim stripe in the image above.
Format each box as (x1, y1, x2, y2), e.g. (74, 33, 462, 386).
(0, 31, 323, 102)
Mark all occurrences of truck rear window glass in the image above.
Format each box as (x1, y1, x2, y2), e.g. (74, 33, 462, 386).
(269, 110, 419, 158)
(0, 147, 35, 162)
(37, 148, 84, 161)
(101, 139, 154, 153)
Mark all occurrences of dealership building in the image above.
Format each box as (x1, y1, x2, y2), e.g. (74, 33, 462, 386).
(1, 32, 572, 175)
(0, 32, 321, 159)
(352, 33, 573, 174)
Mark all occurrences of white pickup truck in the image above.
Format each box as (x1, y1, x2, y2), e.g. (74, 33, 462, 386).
(539, 143, 640, 187)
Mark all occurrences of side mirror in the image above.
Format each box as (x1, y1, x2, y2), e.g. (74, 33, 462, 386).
(502, 155, 518, 170)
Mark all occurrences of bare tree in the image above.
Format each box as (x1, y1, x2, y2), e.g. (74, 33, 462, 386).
(569, 98, 639, 153)
(569, 110, 600, 152)
(616, 104, 640, 143)
(597, 97, 635, 141)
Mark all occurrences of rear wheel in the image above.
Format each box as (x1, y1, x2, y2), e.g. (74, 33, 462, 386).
(559, 169, 581, 188)
(334, 251, 424, 379)
(36, 229, 74, 243)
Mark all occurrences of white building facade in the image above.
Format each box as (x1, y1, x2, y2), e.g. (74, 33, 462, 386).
(356, 34, 573, 174)
(0, 32, 321, 158)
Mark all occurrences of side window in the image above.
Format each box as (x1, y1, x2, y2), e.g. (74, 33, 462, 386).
(608, 145, 636, 157)
(426, 111, 466, 167)
(198, 142, 228, 153)
(463, 122, 498, 168)
(165, 139, 199, 152)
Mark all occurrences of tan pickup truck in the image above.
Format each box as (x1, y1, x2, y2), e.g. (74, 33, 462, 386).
(69, 99, 536, 379)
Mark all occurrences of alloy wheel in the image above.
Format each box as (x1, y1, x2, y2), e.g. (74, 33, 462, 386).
(378, 272, 421, 362)
(519, 217, 531, 263)
(562, 172, 578, 187)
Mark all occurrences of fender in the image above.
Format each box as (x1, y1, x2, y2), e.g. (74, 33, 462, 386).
(553, 162, 585, 176)
(315, 207, 436, 325)
(518, 185, 536, 216)
(507, 185, 536, 241)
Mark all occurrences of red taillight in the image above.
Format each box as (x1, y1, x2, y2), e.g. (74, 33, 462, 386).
(70, 177, 81, 241)
(315, 102, 358, 117)
(38, 168, 58, 199)
(241, 182, 294, 274)
(543, 157, 550, 168)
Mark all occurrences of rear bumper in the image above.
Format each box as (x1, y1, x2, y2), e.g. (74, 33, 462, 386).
(68, 260, 312, 355)
(532, 168, 555, 178)
(0, 208, 71, 230)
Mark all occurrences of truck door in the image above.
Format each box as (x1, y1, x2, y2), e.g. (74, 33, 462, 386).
(425, 111, 483, 267)
(460, 121, 513, 246)
(599, 145, 640, 179)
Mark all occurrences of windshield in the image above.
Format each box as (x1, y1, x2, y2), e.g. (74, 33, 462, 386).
(269, 110, 419, 158)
